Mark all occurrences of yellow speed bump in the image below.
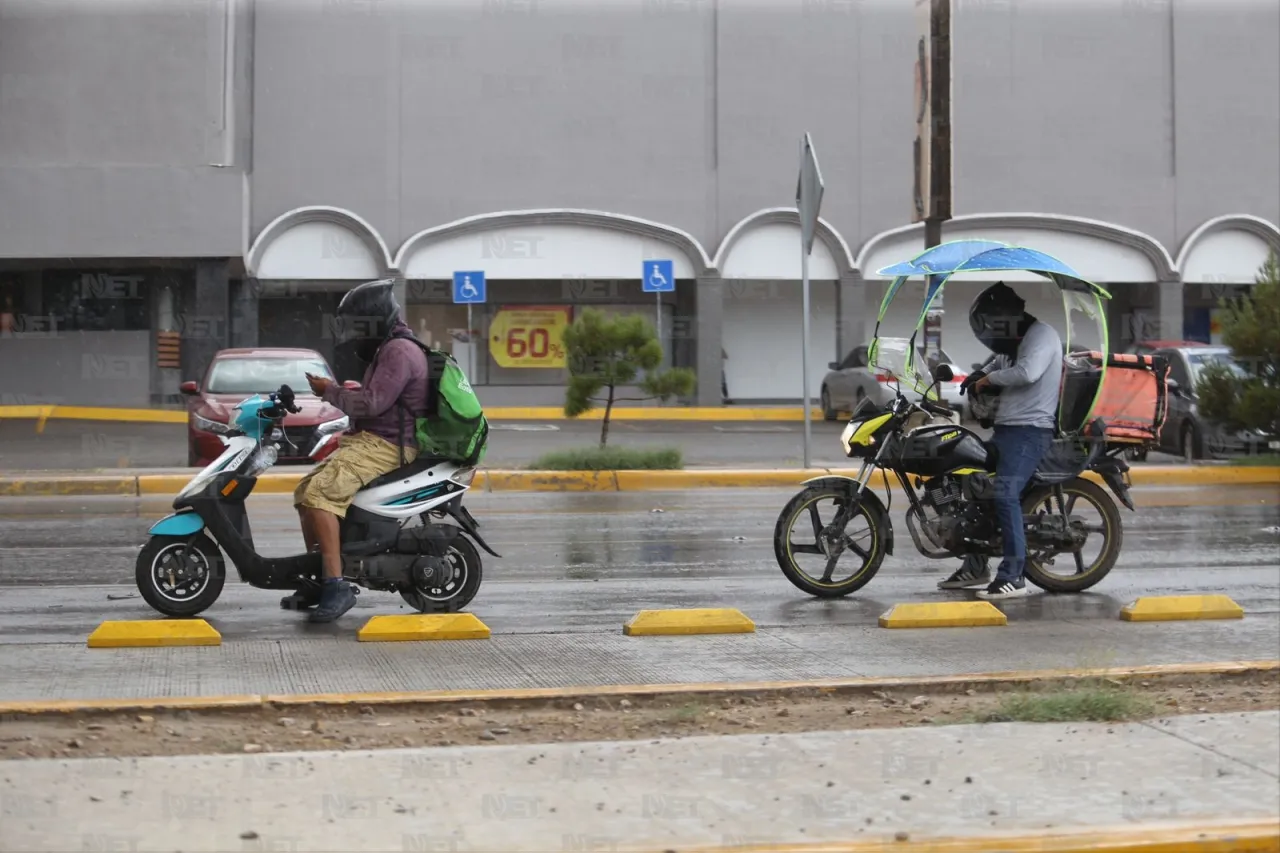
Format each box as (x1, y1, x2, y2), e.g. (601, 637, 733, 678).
(623, 608, 755, 636)
(357, 613, 491, 642)
(87, 619, 222, 648)
(879, 602, 1007, 629)
(1120, 595, 1245, 622)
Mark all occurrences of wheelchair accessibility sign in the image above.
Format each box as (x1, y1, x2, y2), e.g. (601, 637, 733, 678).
(642, 259, 674, 293)
(453, 271, 486, 304)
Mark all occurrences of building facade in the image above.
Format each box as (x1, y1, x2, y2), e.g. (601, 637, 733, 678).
(1, 0, 1277, 407)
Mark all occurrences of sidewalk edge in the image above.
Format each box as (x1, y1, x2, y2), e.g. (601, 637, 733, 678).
(1, 465, 1276, 497)
(654, 818, 1280, 853)
(3, 660, 1274, 717)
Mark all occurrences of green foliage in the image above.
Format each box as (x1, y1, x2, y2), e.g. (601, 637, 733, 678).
(528, 446, 683, 471)
(1195, 253, 1280, 439)
(561, 308, 697, 446)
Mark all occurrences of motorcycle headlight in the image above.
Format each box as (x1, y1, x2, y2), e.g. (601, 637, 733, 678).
(840, 420, 859, 447)
(193, 413, 232, 434)
(315, 415, 350, 437)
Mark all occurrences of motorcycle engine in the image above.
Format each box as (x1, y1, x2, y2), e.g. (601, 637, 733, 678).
(919, 476, 995, 551)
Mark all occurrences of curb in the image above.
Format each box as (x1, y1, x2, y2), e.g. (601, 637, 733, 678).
(0, 405, 820, 425)
(2, 660, 1274, 717)
(660, 820, 1280, 853)
(1, 465, 1277, 497)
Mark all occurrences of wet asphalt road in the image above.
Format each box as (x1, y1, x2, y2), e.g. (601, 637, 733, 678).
(1, 486, 1276, 646)
(0, 418, 1191, 471)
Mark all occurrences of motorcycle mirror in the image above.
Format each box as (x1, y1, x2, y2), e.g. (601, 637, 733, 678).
(932, 364, 955, 383)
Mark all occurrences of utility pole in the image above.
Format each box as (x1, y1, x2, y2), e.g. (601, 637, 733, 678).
(914, 0, 952, 361)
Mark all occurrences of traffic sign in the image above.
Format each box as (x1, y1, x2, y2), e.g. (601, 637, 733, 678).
(453, 271, 486, 304)
(642, 259, 674, 293)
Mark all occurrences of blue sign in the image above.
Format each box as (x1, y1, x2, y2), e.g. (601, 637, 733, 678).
(642, 259, 674, 293)
(452, 271, 486, 304)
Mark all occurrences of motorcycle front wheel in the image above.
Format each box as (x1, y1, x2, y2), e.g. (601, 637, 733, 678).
(135, 533, 226, 617)
(773, 485, 889, 598)
(1022, 478, 1123, 593)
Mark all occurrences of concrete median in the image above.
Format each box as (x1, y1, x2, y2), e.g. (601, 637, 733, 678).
(0, 464, 1276, 497)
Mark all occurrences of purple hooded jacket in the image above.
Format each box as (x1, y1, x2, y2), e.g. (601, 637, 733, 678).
(320, 320, 429, 449)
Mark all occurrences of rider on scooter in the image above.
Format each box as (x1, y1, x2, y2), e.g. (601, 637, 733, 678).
(938, 281, 1063, 600)
(294, 279, 429, 622)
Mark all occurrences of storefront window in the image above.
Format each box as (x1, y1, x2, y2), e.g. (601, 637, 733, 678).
(40, 269, 157, 332)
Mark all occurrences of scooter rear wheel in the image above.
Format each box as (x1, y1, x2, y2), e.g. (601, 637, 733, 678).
(399, 533, 483, 613)
(136, 533, 226, 617)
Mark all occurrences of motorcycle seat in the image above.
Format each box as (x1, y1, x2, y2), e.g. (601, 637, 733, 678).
(362, 453, 456, 491)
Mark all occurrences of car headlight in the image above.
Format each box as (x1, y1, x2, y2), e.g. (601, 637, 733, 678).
(315, 415, 350, 437)
(193, 413, 232, 434)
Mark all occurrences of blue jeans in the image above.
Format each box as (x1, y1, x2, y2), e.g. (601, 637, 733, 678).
(990, 424, 1055, 584)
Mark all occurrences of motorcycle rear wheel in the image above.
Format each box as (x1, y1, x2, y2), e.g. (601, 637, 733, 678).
(1022, 478, 1123, 593)
(773, 485, 889, 598)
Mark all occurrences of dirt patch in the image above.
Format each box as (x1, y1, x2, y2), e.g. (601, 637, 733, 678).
(1, 671, 1276, 761)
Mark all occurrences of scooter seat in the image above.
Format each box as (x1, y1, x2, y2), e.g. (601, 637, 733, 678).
(363, 453, 456, 491)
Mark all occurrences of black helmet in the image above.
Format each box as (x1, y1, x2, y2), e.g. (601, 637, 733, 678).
(334, 278, 400, 364)
(969, 281, 1026, 356)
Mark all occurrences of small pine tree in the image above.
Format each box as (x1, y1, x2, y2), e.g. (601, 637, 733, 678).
(562, 308, 697, 447)
(1195, 251, 1280, 441)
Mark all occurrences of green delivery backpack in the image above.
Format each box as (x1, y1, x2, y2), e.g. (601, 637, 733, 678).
(385, 330, 489, 468)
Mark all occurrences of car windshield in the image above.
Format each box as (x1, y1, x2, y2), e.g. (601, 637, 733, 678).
(206, 357, 330, 395)
(1186, 350, 1247, 383)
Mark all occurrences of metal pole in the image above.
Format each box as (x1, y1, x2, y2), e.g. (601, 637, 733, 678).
(802, 246, 812, 470)
(467, 304, 474, 378)
(656, 291, 663, 366)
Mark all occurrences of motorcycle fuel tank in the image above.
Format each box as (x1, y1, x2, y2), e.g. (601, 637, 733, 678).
(893, 425, 992, 478)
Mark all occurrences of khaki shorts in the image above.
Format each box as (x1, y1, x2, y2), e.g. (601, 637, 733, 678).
(293, 431, 418, 518)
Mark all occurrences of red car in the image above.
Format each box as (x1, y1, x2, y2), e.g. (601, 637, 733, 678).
(179, 347, 357, 467)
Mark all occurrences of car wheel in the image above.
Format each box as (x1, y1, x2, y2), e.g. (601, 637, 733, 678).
(820, 387, 836, 421)
(1181, 423, 1200, 463)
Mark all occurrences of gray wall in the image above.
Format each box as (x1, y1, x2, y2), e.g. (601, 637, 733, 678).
(0, 331, 151, 407)
(2, 0, 1277, 263)
(0, 0, 248, 258)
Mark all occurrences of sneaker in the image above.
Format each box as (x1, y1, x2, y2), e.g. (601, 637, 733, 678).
(308, 581, 357, 623)
(976, 579, 1028, 600)
(938, 561, 992, 590)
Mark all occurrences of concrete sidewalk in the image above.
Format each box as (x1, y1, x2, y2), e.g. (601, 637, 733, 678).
(2, 711, 1277, 852)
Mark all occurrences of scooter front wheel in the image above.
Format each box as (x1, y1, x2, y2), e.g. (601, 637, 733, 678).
(136, 533, 226, 617)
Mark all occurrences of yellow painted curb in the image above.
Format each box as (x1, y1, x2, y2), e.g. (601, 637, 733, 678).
(1, 660, 1274, 716)
(879, 601, 1008, 629)
(1121, 594, 1246, 622)
(658, 819, 1280, 853)
(356, 613, 491, 642)
(86, 619, 222, 648)
(0, 476, 138, 497)
(0, 404, 821, 424)
(483, 470, 619, 491)
(624, 607, 756, 636)
(1082, 466, 1280, 486)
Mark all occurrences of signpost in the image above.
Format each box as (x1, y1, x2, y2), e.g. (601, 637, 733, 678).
(452, 270, 486, 379)
(642, 259, 674, 363)
(796, 132, 825, 470)
(914, 0, 952, 359)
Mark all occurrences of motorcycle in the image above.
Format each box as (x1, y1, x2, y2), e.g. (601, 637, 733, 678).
(135, 383, 499, 617)
(773, 361, 1134, 597)
(773, 239, 1168, 598)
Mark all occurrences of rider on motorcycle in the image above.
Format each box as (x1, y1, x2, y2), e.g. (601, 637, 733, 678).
(938, 281, 1063, 600)
(293, 279, 429, 622)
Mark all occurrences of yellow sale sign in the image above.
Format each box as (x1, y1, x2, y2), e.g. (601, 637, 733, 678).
(489, 306, 572, 368)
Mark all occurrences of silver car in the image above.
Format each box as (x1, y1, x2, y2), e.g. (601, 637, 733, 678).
(820, 344, 968, 420)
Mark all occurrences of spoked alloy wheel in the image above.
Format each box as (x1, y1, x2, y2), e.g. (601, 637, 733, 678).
(135, 533, 226, 617)
(1022, 478, 1123, 593)
(399, 533, 483, 613)
(773, 486, 888, 597)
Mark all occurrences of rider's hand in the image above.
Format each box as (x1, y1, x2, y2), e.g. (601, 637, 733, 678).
(971, 375, 992, 394)
(305, 373, 332, 396)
